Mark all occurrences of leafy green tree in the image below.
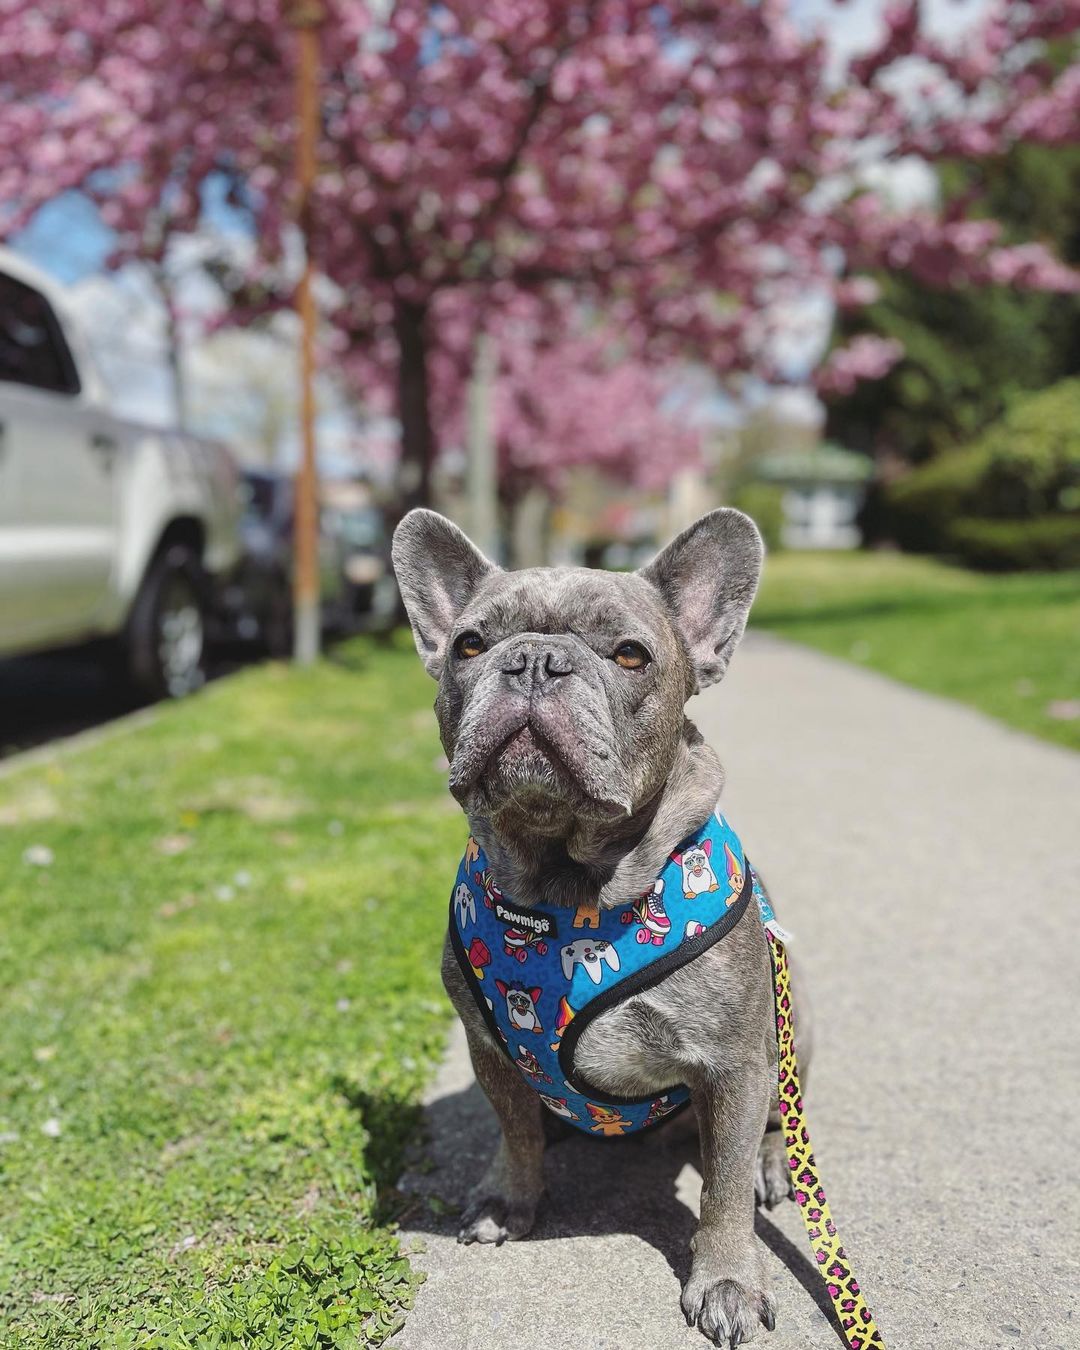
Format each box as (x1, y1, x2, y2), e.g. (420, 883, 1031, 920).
(827, 142, 1080, 470)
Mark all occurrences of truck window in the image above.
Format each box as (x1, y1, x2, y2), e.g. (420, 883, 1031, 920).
(0, 271, 81, 395)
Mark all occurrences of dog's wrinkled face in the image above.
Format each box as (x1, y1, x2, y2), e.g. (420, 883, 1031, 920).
(436, 566, 686, 826)
(392, 509, 762, 836)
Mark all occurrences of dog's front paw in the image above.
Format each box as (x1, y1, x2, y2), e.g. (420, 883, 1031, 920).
(457, 1189, 539, 1246)
(681, 1269, 776, 1347)
(755, 1130, 794, 1210)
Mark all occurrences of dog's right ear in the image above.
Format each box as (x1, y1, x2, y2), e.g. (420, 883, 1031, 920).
(391, 509, 498, 678)
(638, 508, 763, 693)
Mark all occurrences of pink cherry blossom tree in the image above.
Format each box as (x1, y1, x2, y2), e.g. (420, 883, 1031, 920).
(428, 291, 702, 502)
(2, 0, 1079, 505)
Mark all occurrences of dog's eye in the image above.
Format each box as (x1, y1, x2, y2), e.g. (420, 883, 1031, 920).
(613, 641, 649, 670)
(454, 631, 486, 659)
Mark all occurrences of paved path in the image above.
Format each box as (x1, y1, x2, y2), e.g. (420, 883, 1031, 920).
(395, 633, 1079, 1350)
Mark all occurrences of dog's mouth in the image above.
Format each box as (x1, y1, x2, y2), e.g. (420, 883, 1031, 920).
(491, 724, 564, 776)
(447, 693, 633, 818)
(479, 724, 580, 803)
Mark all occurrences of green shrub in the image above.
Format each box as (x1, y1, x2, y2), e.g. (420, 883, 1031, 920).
(887, 446, 985, 551)
(885, 377, 1080, 567)
(947, 515, 1080, 571)
(730, 482, 785, 552)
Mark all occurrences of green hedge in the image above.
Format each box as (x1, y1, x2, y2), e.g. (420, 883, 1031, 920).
(947, 515, 1080, 571)
(730, 482, 785, 553)
(886, 378, 1080, 569)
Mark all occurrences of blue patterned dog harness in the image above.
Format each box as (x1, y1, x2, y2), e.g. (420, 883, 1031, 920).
(448, 808, 785, 1137)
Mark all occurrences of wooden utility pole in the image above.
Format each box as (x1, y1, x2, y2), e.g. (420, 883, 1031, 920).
(288, 1, 323, 665)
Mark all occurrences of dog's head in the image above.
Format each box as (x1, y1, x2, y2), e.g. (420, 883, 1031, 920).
(392, 509, 762, 836)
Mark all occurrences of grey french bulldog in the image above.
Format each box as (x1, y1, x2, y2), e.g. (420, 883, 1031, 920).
(392, 507, 807, 1348)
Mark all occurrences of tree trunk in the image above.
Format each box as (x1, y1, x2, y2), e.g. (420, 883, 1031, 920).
(509, 484, 552, 568)
(393, 296, 434, 510)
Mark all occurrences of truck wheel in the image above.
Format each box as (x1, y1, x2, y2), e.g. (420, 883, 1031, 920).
(126, 545, 208, 699)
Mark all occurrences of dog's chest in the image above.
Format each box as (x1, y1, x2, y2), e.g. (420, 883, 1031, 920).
(572, 989, 691, 1096)
(572, 938, 760, 1097)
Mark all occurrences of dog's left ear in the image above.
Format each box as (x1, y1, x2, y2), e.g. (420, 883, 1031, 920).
(639, 508, 763, 692)
(391, 509, 499, 677)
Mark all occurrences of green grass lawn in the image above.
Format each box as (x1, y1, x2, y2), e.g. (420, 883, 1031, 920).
(752, 551, 1080, 751)
(0, 635, 461, 1349)
(1, 554, 1073, 1348)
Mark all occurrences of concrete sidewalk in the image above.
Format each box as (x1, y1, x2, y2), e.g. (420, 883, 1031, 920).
(395, 633, 1079, 1350)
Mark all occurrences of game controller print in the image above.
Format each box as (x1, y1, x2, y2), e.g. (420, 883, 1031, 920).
(453, 881, 476, 928)
(560, 938, 620, 984)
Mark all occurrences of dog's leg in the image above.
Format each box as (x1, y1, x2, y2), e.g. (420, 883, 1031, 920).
(682, 1056, 776, 1346)
(442, 941, 545, 1245)
(457, 1022, 546, 1244)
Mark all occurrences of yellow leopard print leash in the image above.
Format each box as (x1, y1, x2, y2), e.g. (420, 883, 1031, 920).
(767, 931, 885, 1349)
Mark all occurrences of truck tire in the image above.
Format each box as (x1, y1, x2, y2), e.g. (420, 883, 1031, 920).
(125, 544, 208, 699)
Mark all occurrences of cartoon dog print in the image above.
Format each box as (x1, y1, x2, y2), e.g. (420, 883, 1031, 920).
(539, 1093, 580, 1121)
(620, 879, 670, 945)
(560, 938, 620, 985)
(585, 1102, 632, 1136)
(514, 1044, 552, 1084)
(495, 980, 544, 1034)
(672, 839, 720, 899)
(453, 881, 476, 928)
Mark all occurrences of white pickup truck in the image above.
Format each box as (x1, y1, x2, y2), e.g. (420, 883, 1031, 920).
(0, 248, 242, 698)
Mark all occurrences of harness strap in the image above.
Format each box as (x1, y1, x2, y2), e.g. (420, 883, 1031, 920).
(767, 931, 885, 1350)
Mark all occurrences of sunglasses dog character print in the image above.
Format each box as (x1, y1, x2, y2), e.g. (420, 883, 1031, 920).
(672, 840, 720, 900)
(495, 980, 544, 1034)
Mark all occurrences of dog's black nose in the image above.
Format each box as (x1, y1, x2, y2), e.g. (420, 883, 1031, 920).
(500, 638, 576, 690)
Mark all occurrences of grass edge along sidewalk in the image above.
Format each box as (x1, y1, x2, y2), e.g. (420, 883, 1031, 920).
(752, 551, 1080, 752)
(0, 635, 458, 1350)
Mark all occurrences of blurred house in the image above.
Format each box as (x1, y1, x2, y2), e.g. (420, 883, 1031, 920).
(754, 442, 872, 549)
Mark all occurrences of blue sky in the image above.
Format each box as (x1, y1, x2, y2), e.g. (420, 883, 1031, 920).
(13, 174, 253, 285)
